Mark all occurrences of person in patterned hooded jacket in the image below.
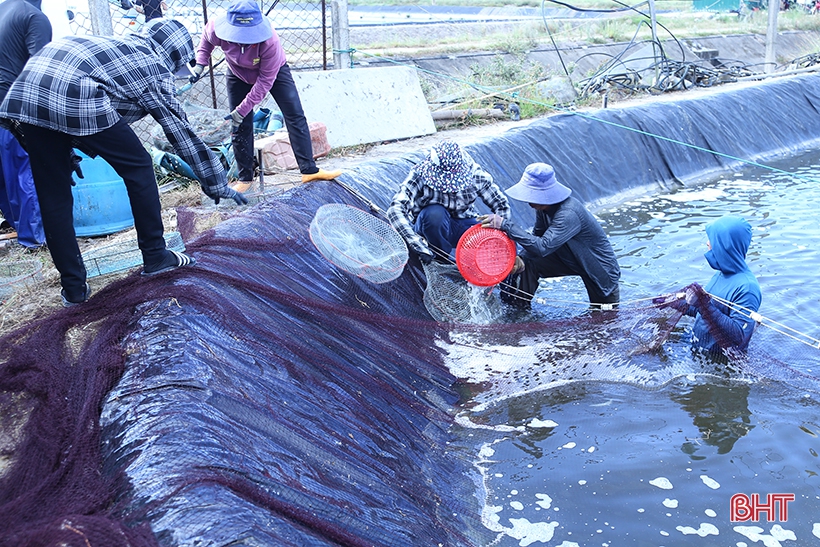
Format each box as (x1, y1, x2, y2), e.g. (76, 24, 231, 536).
(0, 18, 247, 306)
(387, 140, 511, 265)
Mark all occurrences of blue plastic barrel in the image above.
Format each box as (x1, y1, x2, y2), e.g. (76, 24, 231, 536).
(71, 150, 135, 237)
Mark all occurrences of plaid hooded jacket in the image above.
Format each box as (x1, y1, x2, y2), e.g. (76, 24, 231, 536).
(0, 18, 228, 198)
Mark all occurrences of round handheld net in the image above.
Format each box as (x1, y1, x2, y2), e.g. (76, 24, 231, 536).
(309, 203, 408, 284)
(455, 224, 516, 287)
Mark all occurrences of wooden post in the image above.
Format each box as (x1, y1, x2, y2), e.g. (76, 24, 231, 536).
(648, 0, 660, 86)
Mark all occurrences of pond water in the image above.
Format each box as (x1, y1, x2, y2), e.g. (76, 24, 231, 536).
(451, 148, 820, 547)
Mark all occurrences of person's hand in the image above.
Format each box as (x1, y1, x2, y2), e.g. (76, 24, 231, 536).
(511, 255, 524, 274)
(684, 282, 708, 308)
(189, 64, 205, 84)
(418, 250, 435, 265)
(210, 186, 248, 206)
(479, 213, 504, 230)
(653, 292, 688, 312)
(225, 109, 243, 132)
(70, 150, 83, 183)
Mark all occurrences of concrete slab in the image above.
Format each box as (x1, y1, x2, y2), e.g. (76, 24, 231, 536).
(293, 66, 436, 148)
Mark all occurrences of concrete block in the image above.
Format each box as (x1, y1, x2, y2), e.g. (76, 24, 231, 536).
(293, 66, 436, 148)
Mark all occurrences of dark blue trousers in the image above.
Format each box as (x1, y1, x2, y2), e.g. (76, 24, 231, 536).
(226, 63, 317, 180)
(20, 120, 167, 298)
(414, 204, 476, 259)
(0, 128, 44, 247)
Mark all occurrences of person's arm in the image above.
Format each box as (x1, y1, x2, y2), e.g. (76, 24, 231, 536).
(504, 206, 581, 258)
(233, 32, 285, 118)
(687, 283, 760, 349)
(25, 13, 52, 57)
(386, 173, 431, 259)
(474, 164, 511, 220)
(194, 21, 218, 67)
(137, 81, 230, 200)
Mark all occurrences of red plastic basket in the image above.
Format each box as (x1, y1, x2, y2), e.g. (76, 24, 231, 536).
(455, 224, 516, 287)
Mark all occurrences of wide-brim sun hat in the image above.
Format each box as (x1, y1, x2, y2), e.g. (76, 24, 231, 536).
(214, 0, 273, 44)
(506, 163, 572, 205)
(414, 140, 473, 193)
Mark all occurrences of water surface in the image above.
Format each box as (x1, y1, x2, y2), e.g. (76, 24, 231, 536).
(453, 149, 820, 547)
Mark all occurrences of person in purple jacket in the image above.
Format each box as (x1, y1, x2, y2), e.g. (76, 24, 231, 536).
(191, 0, 342, 192)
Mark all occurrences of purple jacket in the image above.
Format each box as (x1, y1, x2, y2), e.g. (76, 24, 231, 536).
(194, 19, 287, 118)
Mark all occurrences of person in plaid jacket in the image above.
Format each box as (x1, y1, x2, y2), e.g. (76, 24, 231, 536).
(0, 18, 246, 306)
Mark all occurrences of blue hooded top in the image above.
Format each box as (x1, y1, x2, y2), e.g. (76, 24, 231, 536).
(690, 215, 762, 353)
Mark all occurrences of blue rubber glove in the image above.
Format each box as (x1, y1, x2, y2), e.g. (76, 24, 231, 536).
(684, 282, 709, 309)
(653, 292, 688, 312)
(225, 109, 243, 133)
(208, 186, 248, 206)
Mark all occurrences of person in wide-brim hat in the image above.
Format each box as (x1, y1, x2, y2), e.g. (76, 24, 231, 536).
(479, 162, 621, 308)
(386, 140, 512, 265)
(190, 0, 342, 192)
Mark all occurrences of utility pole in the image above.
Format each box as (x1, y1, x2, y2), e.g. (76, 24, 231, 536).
(331, 0, 351, 70)
(765, 0, 779, 72)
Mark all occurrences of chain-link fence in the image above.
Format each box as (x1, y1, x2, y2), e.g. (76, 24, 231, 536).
(67, 0, 329, 137)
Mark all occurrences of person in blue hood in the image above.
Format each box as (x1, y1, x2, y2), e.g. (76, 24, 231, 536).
(665, 215, 762, 354)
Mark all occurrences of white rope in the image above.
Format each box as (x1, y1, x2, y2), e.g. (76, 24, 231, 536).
(707, 291, 820, 350)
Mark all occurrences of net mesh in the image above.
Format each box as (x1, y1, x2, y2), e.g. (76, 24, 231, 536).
(0, 259, 43, 301)
(82, 231, 186, 278)
(422, 261, 505, 324)
(309, 203, 408, 284)
(1, 182, 819, 547)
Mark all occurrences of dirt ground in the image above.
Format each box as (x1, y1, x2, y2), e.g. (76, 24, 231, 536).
(0, 61, 803, 336)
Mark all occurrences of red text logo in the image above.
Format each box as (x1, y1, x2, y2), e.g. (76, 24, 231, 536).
(730, 493, 795, 522)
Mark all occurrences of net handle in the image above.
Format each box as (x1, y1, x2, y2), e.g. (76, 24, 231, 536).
(333, 178, 386, 218)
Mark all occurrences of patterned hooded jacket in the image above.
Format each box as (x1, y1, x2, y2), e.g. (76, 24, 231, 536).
(0, 18, 228, 197)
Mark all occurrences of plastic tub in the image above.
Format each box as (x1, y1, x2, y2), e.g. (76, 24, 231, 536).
(71, 150, 135, 237)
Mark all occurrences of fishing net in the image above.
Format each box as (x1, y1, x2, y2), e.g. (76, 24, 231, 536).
(455, 225, 516, 287)
(82, 231, 186, 278)
(0, 259, 43, 301)
(422, 261, 504, 324)
(309, 203, 408, 284)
